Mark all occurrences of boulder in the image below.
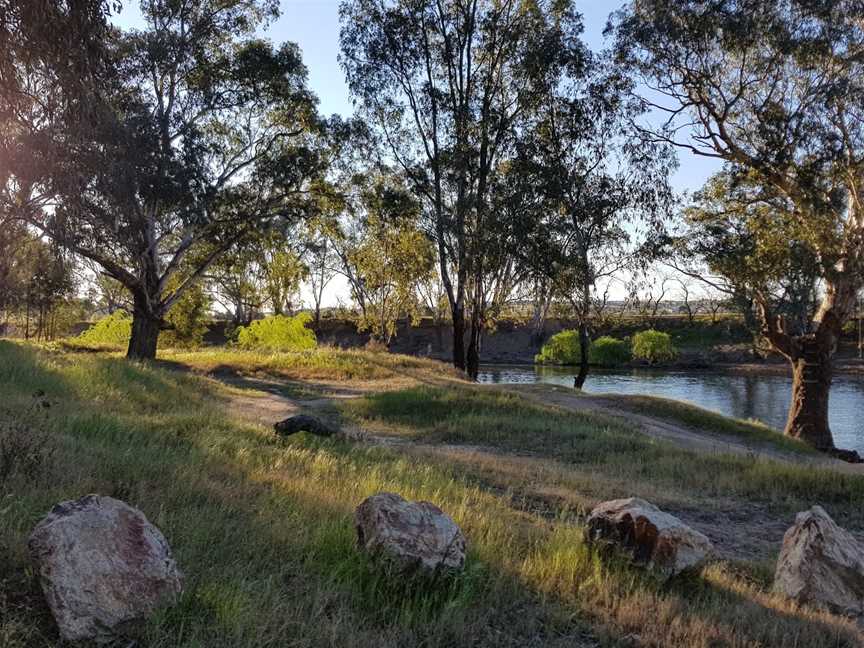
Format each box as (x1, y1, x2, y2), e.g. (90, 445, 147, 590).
(585, 497, 713, 576)
(28, 494, 183, 643)
(355, 492, 466, 573)
(774, 505, 864, 616)
(274, 414, 337, 437)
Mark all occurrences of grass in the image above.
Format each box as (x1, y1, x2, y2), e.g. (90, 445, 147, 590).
(588, 392, 817, 456)
(0, 341, 861, 647)
(343, 386, 863, 516)
(158, 346, 463, 383)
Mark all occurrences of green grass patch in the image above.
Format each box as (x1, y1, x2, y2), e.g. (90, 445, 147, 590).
(592, 393, 817, 455)
(157, 346, 461, 383)
(0, 341, 859, 647)
(344, 386, 864, 513)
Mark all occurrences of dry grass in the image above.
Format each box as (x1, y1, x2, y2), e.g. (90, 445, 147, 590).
(158, 346, 464, 383)
(0, 341, 860, 647)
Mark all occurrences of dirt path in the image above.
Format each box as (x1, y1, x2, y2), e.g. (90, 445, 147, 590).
(502, 383, 864, 475)
(207, 371, 863, 560)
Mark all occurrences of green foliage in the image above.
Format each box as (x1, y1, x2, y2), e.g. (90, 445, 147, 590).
(235, 313, 317, 352)
(339, 174, 435, 343)
(535, 330, 581, 365)
(588, 336, 631, 367)
(632, 329, 677, 363)
(76, 311, 131, 348)
(160, 284, 211, 350)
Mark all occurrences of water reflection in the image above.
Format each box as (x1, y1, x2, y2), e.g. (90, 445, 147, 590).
(477, 365, 864, 453)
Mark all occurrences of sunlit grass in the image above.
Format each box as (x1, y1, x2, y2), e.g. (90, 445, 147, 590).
(590, 392, 817, 455)
(0, 341, 859, 647)
(159, 346, 464, 383)
(344, 385, 864, 515)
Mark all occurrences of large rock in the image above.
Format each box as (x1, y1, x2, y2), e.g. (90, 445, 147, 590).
(355, 492, 466, 573)
(28, 495, 183, 643)
(274, 414, 338, 437)
(774, 505, 864, 616)
(585, 497, 713, 576)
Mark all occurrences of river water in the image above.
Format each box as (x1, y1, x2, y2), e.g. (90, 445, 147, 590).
(477, 364, 864, 453)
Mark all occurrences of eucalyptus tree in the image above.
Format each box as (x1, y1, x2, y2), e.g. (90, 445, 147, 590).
(1, 1, 116, 263)
(514, 60, 673, 388)
(332, 171, 435, 343)
(339, 0, 584, 377)
(3, 0, 323, 359)
(615, 1, 864, 451)
(676, 172, 822, 350)
(304, 226, 340, 332)
(208, 228, 308, 326)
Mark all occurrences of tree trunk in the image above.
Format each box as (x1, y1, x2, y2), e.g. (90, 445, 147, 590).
(573, 321, 590, 389)
(127, 296, 162, 360)
(452, 305, 466, 371)
(784, 335, 834, 450)
(466, 313, 482, 381)
(757, 278, 861, 458)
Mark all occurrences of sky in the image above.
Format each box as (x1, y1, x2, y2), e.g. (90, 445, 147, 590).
(112, 1, 723, 307)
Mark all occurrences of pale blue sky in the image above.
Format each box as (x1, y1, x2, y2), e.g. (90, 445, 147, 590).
(113, 1, 721, 194)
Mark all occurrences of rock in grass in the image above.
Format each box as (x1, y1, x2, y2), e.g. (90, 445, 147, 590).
(274, 414, 337, 437)
(355, 492, 467, 573)
(28, 495, 183, 643)
(585, 497, 713, 576)
(774, 505, 864, 616)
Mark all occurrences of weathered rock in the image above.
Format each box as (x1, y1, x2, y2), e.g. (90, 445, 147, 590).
(355, 492, 466, 573)
(774, 505, 864, 616)
(585, 497, 713, 576)
(28, 495, 183, 643)
(274, 414, 337, 437)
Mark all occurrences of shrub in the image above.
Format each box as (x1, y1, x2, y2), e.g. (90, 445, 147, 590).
(535, 329, 582, 365)
(235, 313, 317, 352)
(76, 311, 131, 348)
(632, 329, 677, 363)
(588, 336, 631, 367)
(159, 284, 210, 349)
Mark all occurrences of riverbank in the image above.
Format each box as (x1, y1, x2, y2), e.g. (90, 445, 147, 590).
(483, 357, 864, 375)
(2, 342, 863, 646)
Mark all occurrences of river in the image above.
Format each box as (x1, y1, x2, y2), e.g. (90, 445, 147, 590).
(477, 364, 864, 453)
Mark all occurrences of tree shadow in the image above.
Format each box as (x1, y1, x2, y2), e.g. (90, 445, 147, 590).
(2, 341, 859, 647)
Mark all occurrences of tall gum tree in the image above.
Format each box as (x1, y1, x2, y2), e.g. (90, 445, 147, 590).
(614, 1, 864, 452)
(511, 58, 673, 388)
(2, 0, 323, 359)
(339, 0, 585, 378)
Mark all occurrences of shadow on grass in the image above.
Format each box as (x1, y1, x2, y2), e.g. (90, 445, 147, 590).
(1, 341, 860, 647)
(0, 342, 583, 646)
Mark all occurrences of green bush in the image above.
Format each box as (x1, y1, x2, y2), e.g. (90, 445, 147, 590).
(535, 329, 582, 365)
(632, 329, 677, 363)
(235, 313, 317, 352)
(159, 284, 210, 349)
(76, 311, 131, 348)
(588, 336, 631, 367)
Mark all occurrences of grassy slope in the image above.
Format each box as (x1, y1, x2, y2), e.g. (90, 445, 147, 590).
(344, 386, 861, 513)
(158, 347, 463, 382)
(588, 392, 817, 456)
(0, 342, 860, 647)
